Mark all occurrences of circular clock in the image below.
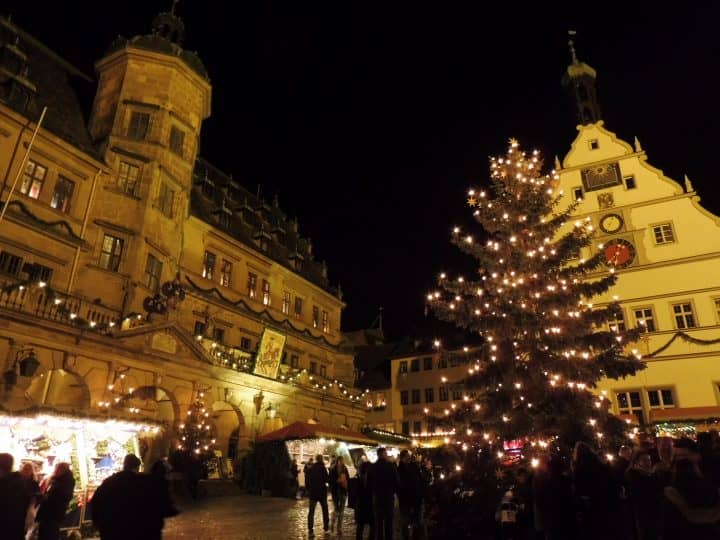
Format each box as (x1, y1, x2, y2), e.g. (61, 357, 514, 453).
(603, 239, 636, 268)
(600, 213, 624, 234)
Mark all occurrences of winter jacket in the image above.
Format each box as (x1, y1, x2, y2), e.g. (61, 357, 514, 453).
(306, 462, 329, 500)
(37, 470, 75, 523)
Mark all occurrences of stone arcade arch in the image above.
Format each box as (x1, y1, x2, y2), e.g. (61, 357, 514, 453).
(26, 368, 91, 412)
(210, 401, 246, 460)
(121, 386, 178, 465)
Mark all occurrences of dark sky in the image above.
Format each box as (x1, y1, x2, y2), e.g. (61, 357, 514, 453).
(5, 3, 719, 340)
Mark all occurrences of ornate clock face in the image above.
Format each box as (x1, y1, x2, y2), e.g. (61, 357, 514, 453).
(600, 213, 624, 234)
(603, 239, 636, 268)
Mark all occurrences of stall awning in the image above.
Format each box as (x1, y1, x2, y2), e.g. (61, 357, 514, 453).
(256, 421, 376, 445)
(650, 406, 720, 423)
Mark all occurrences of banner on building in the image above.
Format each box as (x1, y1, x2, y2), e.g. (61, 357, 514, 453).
(253, 327, 286, 379)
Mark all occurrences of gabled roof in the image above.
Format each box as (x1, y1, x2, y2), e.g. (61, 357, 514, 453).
(256, 421, 376, 445)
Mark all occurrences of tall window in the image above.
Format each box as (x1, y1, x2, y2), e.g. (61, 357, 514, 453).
(200, 251, 215, 279)
(425, 388, 434, 403)
(616, 390, 644, 425)
(50, 177, 74, 213)
(320, 365, 327, 378)
(652, 223, 675, 245)
(294, 297, 303, 319)
(572, 187, 583, 201)
(647, 388, 675, 409)
(309, 361, 317, 375)
(127, 112, 150, 140)
(0, 251, 23, 276)
(118, 161, 140, 195)
(143, 253, 163, 291)
(29, 263, 52, 283)
(452, 388, 462, 400)
(411, 389, 421, 404)
(262, 279, 271, 305)
(158, 183, 174, 218)
(439, 386, 449, 401)
(169, 126, 185, 157)
(213, 327, 225, 344)
(220, 259, 232, 287)
(20, 160, 47, 199)
(99, 234, 123, 271)
(673, 302, 696, 329)
(312, 306, 319, 328)
(410, 359, 420, 372)
(634, 308, 656, 333)
(282, 292, 291, 315)
(412, 421, 422, 434)
(193, 321, 206, 337)
(609, 311, 626, 332)
(438, 357, 448, 369)
(398, 361, 408, 374)
(321, 310, 329, 333)
(400, 390, 409, 405)
(423, 357, 433, 370)
(401, 421, 409, 435)
(247, 273, 257, 298)
(290, 355, 299, 368)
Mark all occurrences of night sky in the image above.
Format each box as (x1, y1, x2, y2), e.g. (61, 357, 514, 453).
(4, 3, 718, 340)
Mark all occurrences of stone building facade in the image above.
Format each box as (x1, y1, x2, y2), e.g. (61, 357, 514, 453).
(0, 12, 365, 469)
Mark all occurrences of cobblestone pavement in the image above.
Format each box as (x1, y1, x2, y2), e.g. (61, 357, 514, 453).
(161, 495, 363, 540)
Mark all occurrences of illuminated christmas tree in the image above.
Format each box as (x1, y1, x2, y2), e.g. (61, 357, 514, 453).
(427, 139, 643, 458)
(177, 390, 216, 461)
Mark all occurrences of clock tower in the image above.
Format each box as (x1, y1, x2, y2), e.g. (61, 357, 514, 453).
(555, 53, 720, 436)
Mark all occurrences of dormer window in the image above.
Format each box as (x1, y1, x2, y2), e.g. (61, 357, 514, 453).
(589, 139, 599, 150)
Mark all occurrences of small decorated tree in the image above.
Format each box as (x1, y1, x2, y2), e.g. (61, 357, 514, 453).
(427, 139, 643, 460)
(177, 390, 216, 462)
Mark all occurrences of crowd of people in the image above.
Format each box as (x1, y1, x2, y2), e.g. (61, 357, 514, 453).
(499, 434, 720, 540)
(302, 433, 720, 540)
(0, 452, 178, 540)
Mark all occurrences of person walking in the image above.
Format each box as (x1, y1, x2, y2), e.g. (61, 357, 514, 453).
(20, 462, 41, 536)
(291, 458, 300, 499)
(353, 460, 375, 540)
(369, 448, 400, 540)
(36, 462, 75, 540)
(92, 454, 145, 540)
(0, 453, 32, 540)
(143, 460, 180, 540)
(330, 456, 350, 535)
(306, 454, 330, 536)
(397, 450, 423, 540)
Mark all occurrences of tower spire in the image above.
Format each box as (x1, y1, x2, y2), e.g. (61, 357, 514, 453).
(561, 31, 602, 126)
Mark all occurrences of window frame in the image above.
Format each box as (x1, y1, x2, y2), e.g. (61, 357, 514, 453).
(312, 306, 319, 328)
(672, 301, 697, 330)
(423, 357, 433, 371)
(615, 389, 645, 425)
(262, 279, 271, 306)
(589, 139, 599, 150)
(410, 359, 420, 372)
(572, 186, 583, 201)
(424, 388, 434, 403)
(118, 161, 140, 196)
(439, 386, 449, 402)
(400, 390, 409, 405)
(247, 272, 257, 298)
(98, 234, 124, 272)
(321, 310, 329, 333)
(398, 361, 408, 374)
(608, 309, 626, 333)
(282, 291, 291, 315)
(651, 222, 676, 245)
(127, 111, 150, 140)
(647, 387, 675, 409)
(623, 175, 637, 190)
(158, 182, 174, 218)
(290, 354, 299, 369)
(50, 176, 75, 213)
(320, 365, 327, 378)
(169, 126, 185, 157)
(143, 253, 163, 292)
(220, 259, 232, 287)
(0, 251, 23, 276)
(412, 420, 422, 434)
(633, 306, 657, 333)
(411, 389, 421, 404)
(202, 251, 216, 280)
(309, 361, 317, 375)
(20, 159, 47, 199)
(294, 297, 303, 319)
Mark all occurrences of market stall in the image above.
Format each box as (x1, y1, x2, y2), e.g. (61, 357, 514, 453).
(0, 411, 162, 533)
(257, 421, 378, 481)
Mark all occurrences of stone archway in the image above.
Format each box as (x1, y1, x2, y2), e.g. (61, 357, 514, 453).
(120, 386, 178, 465)
(26, 368, 91, 412)
(210, 401, 246, 460)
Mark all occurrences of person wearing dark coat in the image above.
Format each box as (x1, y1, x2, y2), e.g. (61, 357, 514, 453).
(353, 460, 375, 540)
(397, 450, 423, 540)
(306, 454, 330, 536)
(142, 460, 180, 540)
(368, 447, 400, 540)
(36, 462, 75, 540)
(0, 453, 31, 540)
(626, 450, 661, 540)
(572, 442, 623, 540)
(532, 454, 578, 540)
(92, 454, 146, 540)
